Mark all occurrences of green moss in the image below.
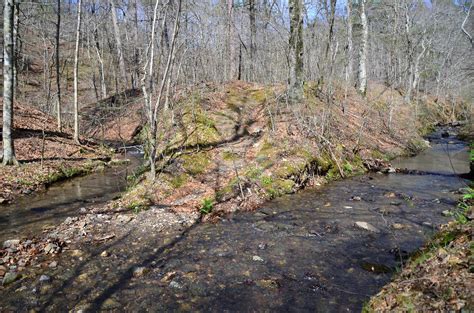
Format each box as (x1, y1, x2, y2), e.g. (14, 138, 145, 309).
(263, 179, 295, 198)
(182, 109, 220, 145)
(168, 173, 189, 189)
(244, 166, 263, 180)
(249, 89, 268, 104)
(275, 161, 305, 178)
(181, 151, 211, 176)
(222, 151, 240, 161)
(215, 177, 240, 201)
(315, 154, 333, 173)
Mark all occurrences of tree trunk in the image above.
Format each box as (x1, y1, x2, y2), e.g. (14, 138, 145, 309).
(249, 0, 257, 81)
(227, 0, 238, 80)
(56, 0, 62, 132)
(2, 0, 17, 165)
(288, 0, 304, 102)
(346, 0, 353, 84)
(357, 0, 368, 96)
(110, 0, 128, 89)
(73, 0, 82, 144)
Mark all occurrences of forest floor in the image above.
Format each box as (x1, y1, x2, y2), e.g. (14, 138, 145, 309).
(0, 82, 471, 311)
(0, 100, 112, 204)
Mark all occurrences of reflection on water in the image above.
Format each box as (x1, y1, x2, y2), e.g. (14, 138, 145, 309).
(0, 155, 142, 242)
(393, 127, 470, 175)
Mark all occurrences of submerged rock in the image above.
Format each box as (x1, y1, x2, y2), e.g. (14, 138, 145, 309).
(355, 221, 380, 233)
(252, 255, 264, 262)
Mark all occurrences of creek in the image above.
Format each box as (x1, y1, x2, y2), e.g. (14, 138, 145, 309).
(0, 127, 470, 312)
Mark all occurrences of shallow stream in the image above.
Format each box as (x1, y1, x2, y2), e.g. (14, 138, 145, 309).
(0, 128, 470, 312)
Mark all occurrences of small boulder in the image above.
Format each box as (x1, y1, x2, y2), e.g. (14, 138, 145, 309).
(3, 239, 20, 249)
(2, 272, 20, 286)
(39, 275, 51, 282)
(355, 221, 380, 233)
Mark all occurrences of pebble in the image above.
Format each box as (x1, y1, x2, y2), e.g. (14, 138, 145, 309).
(391, 223, 405, 230)
(169, 280, 183, 289)
(0, 197, 7, 204)
(441, 210, 451, 217)
(258, 243, 267, 250)
(39, 275, 51, 282)
(252, 255, 264, 262)
(49, 261, 58, 268)
(132, 266, 149, 277)
(351, 196, 362, 201)
(354, 221, 380, 233)
(44, 243, 58, 254)
(100, 251, 109, 257)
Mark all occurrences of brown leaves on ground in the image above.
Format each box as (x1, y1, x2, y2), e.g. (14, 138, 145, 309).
(366, 220, 473, 312)
(0, 100, 107, 203)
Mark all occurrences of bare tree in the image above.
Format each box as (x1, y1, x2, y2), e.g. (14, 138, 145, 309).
(55, 0, 62, 132)
(141, 0, 182, 180)
(110, 0, 128, 88)
(2, 0, 18, 166)
(357, 0, 368, 96)
(288, 0, 304, 102)
(73, 0, 82, 143)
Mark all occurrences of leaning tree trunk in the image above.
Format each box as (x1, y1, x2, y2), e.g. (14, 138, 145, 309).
(2, 0, 17, 165)
(73, 0, 82, 143)
(357, 0, 368, 96)
(288, 0, 304, 102)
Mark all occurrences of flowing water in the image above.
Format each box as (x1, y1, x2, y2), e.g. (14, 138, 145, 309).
(0, 128, 470, 312)
(0, 154, 142, 243)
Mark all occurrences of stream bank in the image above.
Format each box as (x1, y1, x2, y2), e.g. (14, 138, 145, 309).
(0, 125, 470, 311)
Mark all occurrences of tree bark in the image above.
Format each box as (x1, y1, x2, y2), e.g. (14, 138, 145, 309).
(357, 0, 368, 96)
(346, 0, 353, 84)
(288, 0, 304, 102)
(110, 0, 128, 88)
(2, 0, 17, 165)
(227, 0, 238, 80)
(56, 0, 62, 132)
(249, 0, 257, 81)
(73, 0, 82, 143)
